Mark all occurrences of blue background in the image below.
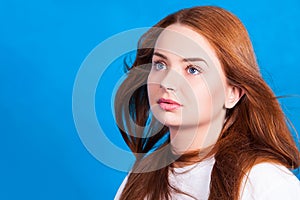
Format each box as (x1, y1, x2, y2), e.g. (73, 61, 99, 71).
(1, 0, 299, 199)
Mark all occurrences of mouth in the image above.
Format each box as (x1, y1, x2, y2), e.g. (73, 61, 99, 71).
(157, 98, 182, 111)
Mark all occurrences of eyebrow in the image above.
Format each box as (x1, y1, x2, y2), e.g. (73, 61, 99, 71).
(153, 51, 207, 63)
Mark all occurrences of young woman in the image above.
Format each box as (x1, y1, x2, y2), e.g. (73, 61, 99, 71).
(114, 6, 300, 200)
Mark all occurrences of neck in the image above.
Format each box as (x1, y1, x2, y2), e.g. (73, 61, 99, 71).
(169, 113, 225, 155)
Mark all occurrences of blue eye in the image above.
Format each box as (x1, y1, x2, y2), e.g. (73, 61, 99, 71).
(153, 61, 167, 71)
(187, 65, 202, 75)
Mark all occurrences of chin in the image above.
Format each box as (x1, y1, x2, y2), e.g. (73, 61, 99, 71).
(151, 109, 182, 126)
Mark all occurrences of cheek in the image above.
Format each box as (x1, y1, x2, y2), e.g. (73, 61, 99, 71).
(147, 84, 156, 102)
(186, 76, 225, 117)
(192, 83, 212, 113)
(199, 73, 226, 113)
(147, 73, 160, 104)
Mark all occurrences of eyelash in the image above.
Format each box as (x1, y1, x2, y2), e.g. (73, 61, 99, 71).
(152, 60, 203, 75)
(152, 61, 167, 71)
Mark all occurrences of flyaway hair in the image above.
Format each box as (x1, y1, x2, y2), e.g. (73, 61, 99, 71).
(114, 6, 300, 200)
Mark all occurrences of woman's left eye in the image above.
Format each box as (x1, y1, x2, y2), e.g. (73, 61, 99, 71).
(187, 65, 202, 75)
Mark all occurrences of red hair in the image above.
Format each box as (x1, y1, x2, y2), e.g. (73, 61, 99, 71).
(114, 6, 299, 200)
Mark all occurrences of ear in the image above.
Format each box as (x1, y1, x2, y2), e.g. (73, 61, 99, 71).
(225, 86, 245, 109)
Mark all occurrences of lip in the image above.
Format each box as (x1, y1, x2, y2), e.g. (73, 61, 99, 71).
(157, 98, 182, 111)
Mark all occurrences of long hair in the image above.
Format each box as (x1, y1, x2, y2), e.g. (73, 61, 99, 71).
(114, 6, 300, 200)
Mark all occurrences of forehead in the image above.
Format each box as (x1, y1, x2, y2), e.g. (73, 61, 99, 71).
(154, 24, 217, 60)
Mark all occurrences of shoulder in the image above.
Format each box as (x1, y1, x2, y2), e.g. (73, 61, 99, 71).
(240, 162, 300, 200)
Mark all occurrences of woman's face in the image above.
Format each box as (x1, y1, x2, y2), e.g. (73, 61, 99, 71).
(147, 24, 232, 130)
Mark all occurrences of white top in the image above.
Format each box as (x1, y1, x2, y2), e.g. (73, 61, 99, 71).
(114, 157, 300, 199)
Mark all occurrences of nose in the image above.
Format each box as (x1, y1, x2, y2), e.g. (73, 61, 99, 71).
(160, 69, 178, 92)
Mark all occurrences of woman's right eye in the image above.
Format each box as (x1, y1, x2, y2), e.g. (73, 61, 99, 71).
(152, 61, 167, 71)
